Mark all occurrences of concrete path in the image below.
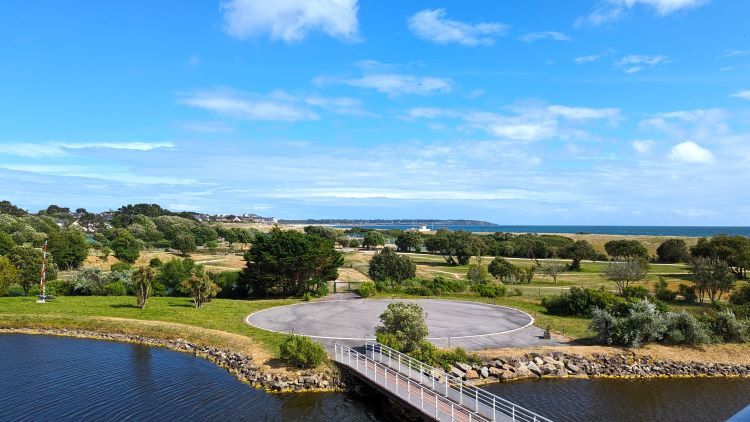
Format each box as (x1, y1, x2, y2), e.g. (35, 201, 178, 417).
(246, 298, 563, 351)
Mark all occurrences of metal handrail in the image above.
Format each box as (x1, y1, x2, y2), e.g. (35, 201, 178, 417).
(335, 343, 486, 421)
(363, 341, 552, 422)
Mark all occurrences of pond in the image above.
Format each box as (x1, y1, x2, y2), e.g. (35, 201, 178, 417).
(2, 334, 749, 421)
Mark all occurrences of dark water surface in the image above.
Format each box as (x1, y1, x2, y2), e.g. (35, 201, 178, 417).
(0, 334, 390, 421)
(3, 334, 750, 422)
(484, 378, 750, 422)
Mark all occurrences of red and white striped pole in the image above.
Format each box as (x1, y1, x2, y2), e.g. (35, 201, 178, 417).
(37, 240, 48, 303)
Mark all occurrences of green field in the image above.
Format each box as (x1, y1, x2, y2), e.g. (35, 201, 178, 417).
(0, 296, 297, 359)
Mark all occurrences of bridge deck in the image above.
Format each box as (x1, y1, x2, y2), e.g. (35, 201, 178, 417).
(334, 342, 552, 422)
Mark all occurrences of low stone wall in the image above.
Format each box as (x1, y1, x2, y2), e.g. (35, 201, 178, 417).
(0, 327, 343, 392)
(450, 352, 750, 383)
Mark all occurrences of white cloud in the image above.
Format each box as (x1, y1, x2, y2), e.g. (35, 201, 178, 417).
(578, 0, 709, 26)
(668, 141, 715, 164)
(0, 142, 174, 158)
(345, 73, 453, 96)
(730, 90, 750, 100)
(179, 89, 318, 121)
(632, 140, 655, 154)
(408, 104, 620, 142)
(0, 164, 194, 185)
(639, 108, 730, 139)
(616, 55, 668, 73)
(408, 9, 507, 46)
(575, 54, 604, 64)
(520, 31, 571, 42)
(724, 50, 750, 57)
(221, 0, 359, 42)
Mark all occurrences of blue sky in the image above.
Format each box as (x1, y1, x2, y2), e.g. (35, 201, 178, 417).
(1, 0, 749, 224)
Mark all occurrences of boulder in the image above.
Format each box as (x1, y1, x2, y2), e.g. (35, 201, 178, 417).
(499, 370, 517, 381)
(533, 357, 544, 366)
(451, 367, 466, 379)
(565, 362, 581, 374)
(480, 367, 489, 378)
(489, 367, 503, 377)
(526, 362, 543, 377)
(456, 362, 472, 372)
(465, 370, 480, 380)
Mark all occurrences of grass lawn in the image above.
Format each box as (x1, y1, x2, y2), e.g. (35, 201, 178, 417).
(0, 296, 297, 361)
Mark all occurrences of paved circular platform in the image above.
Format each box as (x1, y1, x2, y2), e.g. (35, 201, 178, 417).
(246, 299, 535, 346)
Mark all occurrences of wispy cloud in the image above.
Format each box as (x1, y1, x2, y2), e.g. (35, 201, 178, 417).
(616, 54, 668, 73)
(408, 9, 507, 46)
(0, 164, 195, 185)
(632, 140, 655, 154)
(345, 73, 453, 96)
(578, 0, 709, 26)
(730, 90, 750, 100)
(724, 50, 750, 57)
(179, 89, 319, 121)
(0, 142, 174, 158)
(520, 31, 571, 42)
(668, 141, 715, 164)
(221, 0, 360, 43)
(575, 54, 604, 64)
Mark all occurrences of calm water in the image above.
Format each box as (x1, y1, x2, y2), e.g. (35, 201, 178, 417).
(338, 225, 750, 237)
(3, 334, 750, 422)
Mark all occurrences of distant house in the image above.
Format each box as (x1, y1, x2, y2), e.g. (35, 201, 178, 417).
(407, 225, 430, 233)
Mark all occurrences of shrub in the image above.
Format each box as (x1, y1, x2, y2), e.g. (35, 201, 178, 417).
(730, 284, 750, 306)
(663, 311, 710, 345)
(278, 334, 326, 368)
(473, 283, 506, 298)
(678, 284, 698, 303)
(374, 278, 397, 292)
(542, 287, 625, 317)
(149, 257, 163, 268)
(368, 247, 416, 282)
(104, 281, 127, 296)
(73, 268, 109, 295)
(408, 341, 481, 371)
(466, 264, 493, 284)
(302, 292, 311, 301)
(488, 257, 514, 281)
(654, 278, 677, 302)
(589, 300, 667, 347)
(375, 302, 429, 352)
(621, 285, 650, 300)
(45, 279, 73, 296)
(357, 281, 376, 298)
(706, 310, 749, 343)
(375, 332, 404, 351)
(111, 261, 133, 272)
(314, 281, 329, 297)
(422, 276, 466, 295)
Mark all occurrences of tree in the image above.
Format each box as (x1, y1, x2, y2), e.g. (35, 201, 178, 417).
(691, 235, 750, 279)
(561, 240, 597, 271)
(656, 239, 690, 263)
(278, 334, 326, 368)
(363, 231, 386, 250)
(395, 231, 423, 253)
(604, 259, 648, 294)
(172, 233, 197, 255)
(488, 257, 514, 282)
(368, 247, 416, 282)
(111, 230, 141, 263)
(689, 257, 736, 302)
(180, 269, 220, 308)
(9, 245, 57, 295)
(48, 228, 89, 269)
(349, 239, 361, 249)
(604, 240, 649, 261)
(0, 232, 16, 256)
(375, 302, 429, 352)
(241, 228, 343, 297)
(0, 256, 19, 296)
(303, 225, 340, 242)
(543, 263, 564, 284)
(131, 266, 155, 309)
(430, 230, 482, 266)
(155, 257, 197, 293)
(466, 263, 493, 284)
(0, 200, 28, 216)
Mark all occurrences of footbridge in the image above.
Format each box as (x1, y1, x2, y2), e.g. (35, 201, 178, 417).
(334, 341, 552, 422)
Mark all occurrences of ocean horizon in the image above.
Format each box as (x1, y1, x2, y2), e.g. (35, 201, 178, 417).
(334, 225, 750, 237)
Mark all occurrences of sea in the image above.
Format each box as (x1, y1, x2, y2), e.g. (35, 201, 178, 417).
(334, 225, 750, 237)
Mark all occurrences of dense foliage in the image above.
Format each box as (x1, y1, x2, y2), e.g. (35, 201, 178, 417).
(278, 334, 327, 368)
(656, 239, 690, 263)
(368, 247, 416, 282)
(375, 302, 429, 352)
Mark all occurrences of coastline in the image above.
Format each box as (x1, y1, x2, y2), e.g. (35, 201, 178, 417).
(0, 327, 344, 393)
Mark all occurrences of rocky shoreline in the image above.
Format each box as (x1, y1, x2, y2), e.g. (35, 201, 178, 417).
(0, 327, 344, 392)
(452, 352, 750, 384)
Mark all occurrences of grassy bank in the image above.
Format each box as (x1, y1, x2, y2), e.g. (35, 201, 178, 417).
(0, 296, 297, 362)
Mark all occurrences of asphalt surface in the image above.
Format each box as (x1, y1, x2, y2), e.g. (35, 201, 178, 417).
(246, 298, 562, 351)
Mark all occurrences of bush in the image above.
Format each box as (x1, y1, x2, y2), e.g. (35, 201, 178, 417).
(278, 334, 326, 368)
(104, 281, 127, 296)
(654, 278, 677, 302)
(473, 283, 506, 298)
(408, 341, 481, 371)
(375, 332, 404, 351)
(663, 311, 711, 345)
(302, 292, 311, 301)
(368, 247, 416, 282)
(589, 300, 667, 347)
(374, 278, 397, 292)
(375, 302, 429, 352)
(730, 284, 750, 306)
(542, 287, 625, 317)
(621, 284, 650, 300)
(149, 257, 163, 268)
(422, 276, 466, 295)
(357, 281, 376, 298)
(111, 262, 133, 272)
(678, 284, 698, 303)
(45, 279, 73, 296)
(706, 310, 749, 343)
(466, 264, 493, 284)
